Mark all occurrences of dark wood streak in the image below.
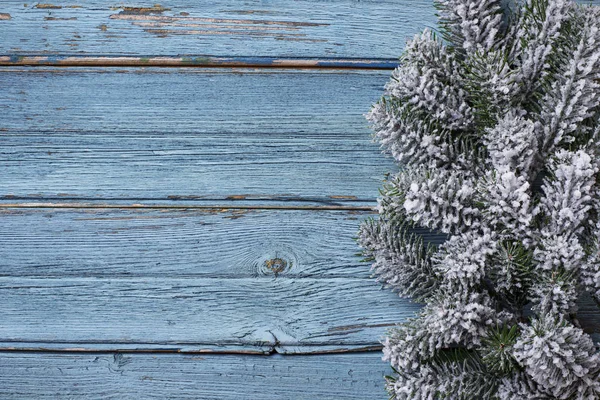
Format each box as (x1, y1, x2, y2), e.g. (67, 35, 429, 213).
(0, 55, 399, 69)
(0, 342, 384, 355)
(0, 195, 375, 208)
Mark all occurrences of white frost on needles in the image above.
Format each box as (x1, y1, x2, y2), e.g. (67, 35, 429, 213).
(513, 317, 600, 399)
(358, 0, 600, 398)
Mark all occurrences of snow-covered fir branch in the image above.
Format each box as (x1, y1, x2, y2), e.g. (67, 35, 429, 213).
(359, 0, 600, 398)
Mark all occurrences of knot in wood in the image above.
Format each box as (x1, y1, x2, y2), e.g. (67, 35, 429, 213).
(264, 258, 288, 275)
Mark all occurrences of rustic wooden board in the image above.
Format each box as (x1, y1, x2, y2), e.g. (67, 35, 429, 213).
(0, 352, 389, 399)
(0, 206, 443, 278)
(0, 0, 436, 60)
(0, 207, 442, 353)
(0, 68, 394, 201)
(0, 276, 417, 353)
(0, 134, 389, 202)
(2, 2, 599, 395)
(0, 68, 385, 134)
(0, 208, 391, 278)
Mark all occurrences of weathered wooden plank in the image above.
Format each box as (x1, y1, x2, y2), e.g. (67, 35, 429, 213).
(0, 207, 445, 277)
(0, 0, 436, 59)
(1, 277, 595, 353)
(0, 68, 384, 134)
(0, 68, 393, 201)
(0, 207, 596, 352)
(0, 352, 389, 399)
(0, 276, 418, 353)
(0, 208, 387, 278)
(0, 207, 444, 353)
(2, 1, 597, 64)
(0, 134, 391, 202)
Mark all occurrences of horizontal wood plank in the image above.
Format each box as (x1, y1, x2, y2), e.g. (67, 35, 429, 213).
(0, 68, 393, 202)
(0, 134, 390, 202)
(0, 208, 390, 278)
(0, 207, 445, 278)
(0, 207, 438, 353)
(1, 1, 597, 64)
(0, 275, 595, 353)
(0, 352, 389, 399)
(0, 276, 420, 353)
(0, 0, 436, 59)
(0, 68, 385, 134)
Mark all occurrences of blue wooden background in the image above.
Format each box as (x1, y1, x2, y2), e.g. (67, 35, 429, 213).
(0, 1, 599, 398)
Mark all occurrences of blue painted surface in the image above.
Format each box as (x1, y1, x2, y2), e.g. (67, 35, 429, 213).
(0, 69, 394, 201)
(0, 1, 599, 399)
(0, 352, 391, 399)
(0, 0, 437, 59)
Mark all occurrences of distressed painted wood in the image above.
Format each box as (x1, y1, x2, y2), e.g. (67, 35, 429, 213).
(0, 55, 399, 69)
(0, 68, 394, 201)
(2, 0, 597, 64)
(0, 208, 379, 278)
(0, 276, 419, 353)
(2, 1, 600, 395)
(0, 207, 596, 354)
(0, 207, 435, 353)
(0, 352, 389, 399)
(0, 207, 444, 278)
(0, 133, 390, 202)
(0, 0, 436, 59)
(0, 68, 385, 134)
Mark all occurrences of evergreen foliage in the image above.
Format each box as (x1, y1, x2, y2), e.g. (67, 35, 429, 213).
(359, 0, 600, 397)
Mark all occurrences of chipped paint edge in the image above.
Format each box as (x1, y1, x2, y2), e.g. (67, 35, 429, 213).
(0, 55, 399, 69)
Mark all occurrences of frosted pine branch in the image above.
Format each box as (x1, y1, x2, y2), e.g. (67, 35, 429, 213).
(359, 0, 600, 398)
(512, 316, 600, 399)
(358, 217, 438, 301)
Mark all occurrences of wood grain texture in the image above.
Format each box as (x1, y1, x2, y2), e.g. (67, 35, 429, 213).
(0, 207, 441, 353)
(0, 352, 389, 399)
(0, 0, 436, 59)
(0, 208, 394, 278)
(0, 68, 394, 202)
(0, 207, 445, 277)
(0, 275, 420, 353)
(0, 68, 385, 134)
(1, 275, 596, 353)
(2, 3, 599, 394)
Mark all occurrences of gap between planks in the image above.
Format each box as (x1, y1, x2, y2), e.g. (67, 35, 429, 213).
(0, 203, 374, 211)
(0, 344, 384, 356)
(0, 55, 398, 69)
